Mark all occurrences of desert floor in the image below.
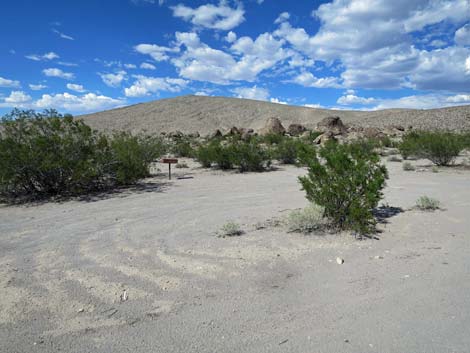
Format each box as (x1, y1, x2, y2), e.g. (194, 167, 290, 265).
(1, 158, 470, 353)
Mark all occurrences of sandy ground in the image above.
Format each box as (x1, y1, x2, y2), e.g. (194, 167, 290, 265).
(1, 158, 470, 353)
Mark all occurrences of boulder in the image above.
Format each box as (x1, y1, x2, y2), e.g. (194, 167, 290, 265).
(287, 123, 307, 136)
(226, 126, 241, 136)
(210, 129, 223, 139)
(363, 127, 385, 139)
(188, 132, 200, 138)
(258, 117, 286, 136)
(168, 130, 184, 138)
(313, 131, 336, 145)
(316, 116, 347, 135)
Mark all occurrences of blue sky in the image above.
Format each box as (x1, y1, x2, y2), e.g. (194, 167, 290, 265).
(1, 0, 469, 115)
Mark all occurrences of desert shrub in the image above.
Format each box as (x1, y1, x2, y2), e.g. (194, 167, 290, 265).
(399, 131, 464, 165)
(109, 132, 165, 185)
(231, 140, 271, 172)
(431, 166, 439, 173)
(415, 196, 441, 211)
(261, 133, 285, 145)
(274, 138, 316, 165)
(0, 109, 165, 200)
(399, 131, 421, 159)
(171, 138, 195, 158)
(299, 141, 388, 234)
(402, 162, 415, 171)
(219, 221, 243, 236)
(286, 204, 327, 233)
(175, 162, 189, 168)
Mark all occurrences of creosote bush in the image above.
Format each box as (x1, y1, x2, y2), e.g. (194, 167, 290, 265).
(299, 141, 388, 234)
(402, 162, 416, 171)
(0, 109, 165, 201)
(286, 204, 327, 234)
(274, 137, 315, 165)
(195, 138, 271, 172)
(399, 131, 464, 166)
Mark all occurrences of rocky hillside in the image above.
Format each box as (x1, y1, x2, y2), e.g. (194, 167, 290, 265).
(79, 95, 470, 135)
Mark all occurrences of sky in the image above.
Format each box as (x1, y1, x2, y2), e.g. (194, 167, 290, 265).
(0, 0, 470, 116)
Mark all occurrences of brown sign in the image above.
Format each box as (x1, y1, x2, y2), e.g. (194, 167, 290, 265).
(161, 158, 178, 164)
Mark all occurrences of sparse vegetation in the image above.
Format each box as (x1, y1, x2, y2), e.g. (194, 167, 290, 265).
(219, 221, 243, 237)
(0, 109, 165, 201)
(175, 162, 189, 168)
(387, 155, 403, 162)
(286, 204, 327, 234)
(415, 196, 441, 211)
(402, 162, 416, 171)
(299, 141, 388, 234)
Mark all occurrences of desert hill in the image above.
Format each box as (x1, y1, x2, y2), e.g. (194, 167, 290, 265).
(79, 95, 470, 135)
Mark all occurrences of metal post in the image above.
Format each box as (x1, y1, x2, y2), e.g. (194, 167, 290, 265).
(168, 163, 171, 180)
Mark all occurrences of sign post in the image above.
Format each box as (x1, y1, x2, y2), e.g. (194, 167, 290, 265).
(161, 158, 178, 180)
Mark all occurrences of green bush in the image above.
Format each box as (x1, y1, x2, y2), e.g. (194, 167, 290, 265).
(274, 138, 316, 165)
(399, 131, 464, 165)
(171, 138, 195, 158)
(261, 133, 285, 145)
(109, 132, 165, 185)
(231, 140, 271, 172)
(301, 131, 322, 144)
(0, 109, 165, 201)
(299, 141, 388, 234)
(402, 162, 415, 171)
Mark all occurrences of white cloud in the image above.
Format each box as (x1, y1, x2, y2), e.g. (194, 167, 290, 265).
(171, 31, 290, 84)
(466, 57, 470, 73)
(225, 31, 237, 43)
(124, 63, 137, 69)
(124, 75, 188, 97)
(455, 24, 470, 46)
(134, 43, 180, 61)
(171, 2, 245, 30)
(446, 94, 470, 103)
(274, 12, 290, 24)
(304, 103, 323, 108)
(52, 29, 74, 40)
(232, 85, 270, 101)
(26, 52, 59, 61)
(29, 84, 47, 90)
(99, 70, 127, 87)
(337, 94, 376, 105)
(3, 91, 32, 104)
(42, 68, 75, 80)
(34, 93, 125, 113)
(270, 97, 287, 105)
(290, 71, 342, 88)
(58, 61, 79, 67)
(0, 76, 20, 88)
(140, 62, 156, 70)
(66, 83, 86, 93)
(274, 0, 470, 91)
(0, 91, 124, 113)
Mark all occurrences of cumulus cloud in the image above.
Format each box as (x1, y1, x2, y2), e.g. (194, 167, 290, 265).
(270, 97, 287, 105)
(0, 91, 125, 113)
(29, 84, 47, 90)
(171, 2, 245, 30)
(134, 43, 180, 61)
(66, 83, 86, 93)
(455, 24, 470, 46)
(26, 52, 59, 61)
(337, 93, 376, 105)
(290, 71, 342, 88)
(140, 62, 156, 70)
(124, 63, 137, 69)
(99, 71, 127, 87)
(0, 76, 20, 88)
(274, 12, 290, 24)
(274, 0, 470, 91)
(225, 31, 237, 43)
(43, 68, 75, 80)
(232, 85, 270, 101)
(124, 75, 188, 97)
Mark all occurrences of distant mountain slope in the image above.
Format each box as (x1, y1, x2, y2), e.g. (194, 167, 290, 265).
(79, 95, 470, 135)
